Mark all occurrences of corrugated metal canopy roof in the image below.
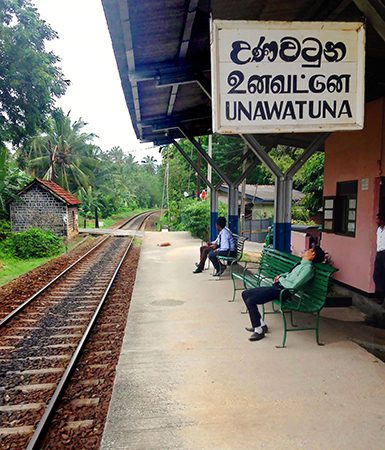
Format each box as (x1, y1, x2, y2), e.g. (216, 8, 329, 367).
(102, 0, 385, 148)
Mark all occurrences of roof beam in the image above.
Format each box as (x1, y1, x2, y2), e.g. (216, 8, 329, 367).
(172, 139, 214, 189)
(179, 0, 199, 58)
(352, 0, 385, 42)
(128, 63, 208, 82)
(286, 133, 330, 178)
(240, 134, 283, 178)
(179, 127, 232, 185)
(118, 0, 142, 132)
(166, 0, 199, 116)
(139, 112, 212, 130)
(196, 75, 212, 100)
(326, 0, 353, 19)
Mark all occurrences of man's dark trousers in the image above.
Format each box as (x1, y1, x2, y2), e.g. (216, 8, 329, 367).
(209, 250, 236, 272)
(242, 285, 282, 328)
(374, 250, 385, 296)
(196, 245, 212, 271)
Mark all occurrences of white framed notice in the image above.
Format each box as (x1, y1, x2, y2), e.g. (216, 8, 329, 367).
(211, 20, 365, 134)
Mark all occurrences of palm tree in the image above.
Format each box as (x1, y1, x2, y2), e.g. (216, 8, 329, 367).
(107, 146, 126, 165)
(141, 155, 157, 174)
(23, 109, 100, 192)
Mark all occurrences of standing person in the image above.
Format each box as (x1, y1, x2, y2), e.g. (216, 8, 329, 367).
(373, 213, 385, 305)
(208, 217, 236, 276)
(193, 217, 235, 274)
(242, 246, 325, 342)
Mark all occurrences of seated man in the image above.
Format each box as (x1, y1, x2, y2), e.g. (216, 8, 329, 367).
(242, 245, 325, 341)
(193, 217, 236, 276)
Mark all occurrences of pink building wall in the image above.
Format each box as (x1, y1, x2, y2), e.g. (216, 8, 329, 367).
(321, 98, 385, 293)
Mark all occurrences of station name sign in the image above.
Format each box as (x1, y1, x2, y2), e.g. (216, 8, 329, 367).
(211, 20, 365, 134)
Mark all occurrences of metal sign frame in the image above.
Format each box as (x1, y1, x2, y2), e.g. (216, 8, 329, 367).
(211, 20, 366, 134)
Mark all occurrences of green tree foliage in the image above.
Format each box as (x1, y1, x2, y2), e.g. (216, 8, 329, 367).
(0, 147, 31, 218)
(94, 146, 162, 216)
(0, 0, 66, 146)
(161, 138, 324, 215)
(20, 109, 99, 192)
(15, 109, 162, 222)
(165, 198, 227, 241)
(141, 155, 157, 174)
(294, 152, 325, 214)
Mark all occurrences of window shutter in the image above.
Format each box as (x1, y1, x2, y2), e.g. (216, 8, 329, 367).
(323, 196, 336, 232)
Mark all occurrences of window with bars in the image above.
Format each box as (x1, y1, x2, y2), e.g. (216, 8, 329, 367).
(322, 180, 357, 237)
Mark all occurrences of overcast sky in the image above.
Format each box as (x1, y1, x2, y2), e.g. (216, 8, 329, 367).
(32, 0, 159, 162)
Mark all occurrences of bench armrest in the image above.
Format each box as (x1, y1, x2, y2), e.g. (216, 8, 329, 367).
(277, 288, 296, 305)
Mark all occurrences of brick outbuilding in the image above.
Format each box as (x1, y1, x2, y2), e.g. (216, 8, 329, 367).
(10, 178, 81, 239)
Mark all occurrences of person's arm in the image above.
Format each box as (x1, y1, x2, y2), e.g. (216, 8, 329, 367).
(279, 265, 314, 290)
(277, 272, 288, 280)
(209, 235, 220, 247)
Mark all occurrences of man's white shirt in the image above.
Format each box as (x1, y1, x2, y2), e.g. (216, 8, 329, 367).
(377, 226, 385, 251)
(213, 227, 236, 252)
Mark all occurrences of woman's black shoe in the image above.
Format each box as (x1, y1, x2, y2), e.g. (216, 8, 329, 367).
(193, 268, 203, 273)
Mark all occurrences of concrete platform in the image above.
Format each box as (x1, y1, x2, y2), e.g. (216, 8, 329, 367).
(102, 232, 385, 450)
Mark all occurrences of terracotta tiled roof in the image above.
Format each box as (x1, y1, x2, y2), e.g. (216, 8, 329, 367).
(35, 179, 81, 205)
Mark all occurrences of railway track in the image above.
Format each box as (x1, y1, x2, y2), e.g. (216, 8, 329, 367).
(0, 211, 153, 449)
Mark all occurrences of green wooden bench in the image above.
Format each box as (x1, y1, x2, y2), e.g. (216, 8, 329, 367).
(231, 247, 337, 347)
(231, 247, 298, 300)
(216, 234, 247, 279)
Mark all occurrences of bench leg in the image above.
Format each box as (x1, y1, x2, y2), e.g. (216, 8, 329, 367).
(315, 312, 324, 346)
(230, 271, 237, 302)
(289, 311, 298, 327)
(276, 310, 288, 348)
(229, 262, 236, 300)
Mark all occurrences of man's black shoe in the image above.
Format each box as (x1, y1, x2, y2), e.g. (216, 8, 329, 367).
(245, 325, 268, 333)
(249, 331, 265, 341)
(213, 266, 226, 276)
(193, 268, 203, 273)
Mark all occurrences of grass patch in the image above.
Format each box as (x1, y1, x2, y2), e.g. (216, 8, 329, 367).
(0, 236, 84, 287)
(133, 237, 143, 247)
(241, 252, 261, 263)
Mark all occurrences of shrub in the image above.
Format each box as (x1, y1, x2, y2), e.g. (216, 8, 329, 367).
(162, 198, 228, 241)
(0, 220, 11, 241)
(292, 205, 311, 224)
(2, 228, 64, 259)
(180, 201, 211, 241)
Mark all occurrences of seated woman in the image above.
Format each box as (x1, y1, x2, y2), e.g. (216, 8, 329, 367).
(242, 245, 325, 342)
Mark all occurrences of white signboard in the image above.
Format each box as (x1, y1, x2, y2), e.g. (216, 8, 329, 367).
(211, 21, 365, 134)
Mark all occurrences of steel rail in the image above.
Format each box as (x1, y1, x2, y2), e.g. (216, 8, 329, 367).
(0, 211, 151, 329)
(26, 235, 136, 450)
